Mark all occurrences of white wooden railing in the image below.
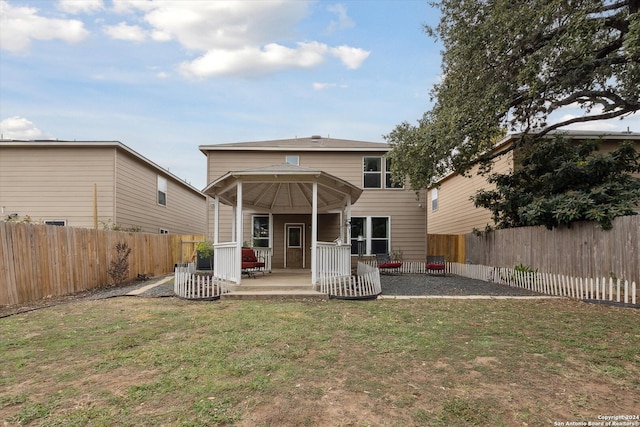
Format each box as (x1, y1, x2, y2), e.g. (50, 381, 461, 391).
(252, 247, 273, 273)
(213, 242, 238, 282)
(319, 261, 381, 299)
(316, 242, 352, 283)
(449, 262, 637, 305)
(174, 263, 230, 300)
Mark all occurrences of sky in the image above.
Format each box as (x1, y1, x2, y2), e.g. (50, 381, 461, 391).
(1, 0, 638, 190)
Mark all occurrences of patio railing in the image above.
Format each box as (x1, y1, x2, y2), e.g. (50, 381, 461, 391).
(316, 241, 351, 283)
(213, 242, 238, 282)
(174, 263, 231, 300)
(319, 261, 381, 299)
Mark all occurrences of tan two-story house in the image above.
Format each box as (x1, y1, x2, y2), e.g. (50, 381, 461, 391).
(427, 130, 640, 235)
(200, 136, 427, 284)
(0, 140, 207, 234)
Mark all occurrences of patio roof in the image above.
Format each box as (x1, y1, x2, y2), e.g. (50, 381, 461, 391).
(203, 164, 363, 213)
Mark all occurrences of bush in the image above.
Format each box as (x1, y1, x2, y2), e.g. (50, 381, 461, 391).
(107, 242, 131, 286)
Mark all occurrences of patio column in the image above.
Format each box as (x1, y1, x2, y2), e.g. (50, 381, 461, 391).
(235, 181, 243, 284)
(344, 194, 351, 243)
(311, 181, 318, 287)
(213, 196, 219, 245)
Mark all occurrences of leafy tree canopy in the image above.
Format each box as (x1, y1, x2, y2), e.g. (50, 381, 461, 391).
(387, 0, 640, 189)
(473, 137, 640, 230)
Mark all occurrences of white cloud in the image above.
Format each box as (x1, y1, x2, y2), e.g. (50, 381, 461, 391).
(111, 0, 157, 14)
(330, 45, 370, 69)
(181, 41, 329, 78)
(103, 22, 147, 42)
(57, 0, 104, 14)
(0, 0, 89, 52)
(0, 116, 46, 139)
(313, 82, 348, 90)
(107, 0, 370, 77)
(326, 4, 354, 33)
(141, 1, 311, 51)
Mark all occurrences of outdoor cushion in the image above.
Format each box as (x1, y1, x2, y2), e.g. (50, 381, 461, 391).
(242, 248, 265, 269)
(376, 253, 403, 270)
(426, 255, 446, 275)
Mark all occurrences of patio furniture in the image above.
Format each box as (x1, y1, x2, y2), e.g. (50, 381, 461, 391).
(426, 255, 446, 275)
(242, 247, 266, 278)
(376, 253, 403, 274)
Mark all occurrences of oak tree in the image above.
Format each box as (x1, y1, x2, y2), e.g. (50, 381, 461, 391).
(387, 0, 640, 187)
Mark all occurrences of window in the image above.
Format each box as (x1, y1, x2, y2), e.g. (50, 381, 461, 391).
(364, 157, 403, 189)
(252, 215, 270, 247)
(157, 176, 167, 206)
(431, 188, 438, 211)
(363, 157, 382, 188)
(44, 220, 66, 226)
(385, 158, 403, 188)
(159, 228, 169, 234)
(285, 155, 299, 165)
(350, 216, 390, 255)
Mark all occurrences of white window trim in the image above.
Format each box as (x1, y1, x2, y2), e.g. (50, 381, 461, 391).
(251, 214, 272, 248)
(285, 155, 299, 165)
(431, 188, 439, 212)
(363, 156, 404, 190)
(157, 175, 168, 206)
(350, 216, 391, 256)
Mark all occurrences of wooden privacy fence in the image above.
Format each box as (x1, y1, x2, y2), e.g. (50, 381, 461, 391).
(465, 215, 640, 285)
(427, 234, 466, 263)
(170, 234, 206, 265)
(0, 222, 198, 305)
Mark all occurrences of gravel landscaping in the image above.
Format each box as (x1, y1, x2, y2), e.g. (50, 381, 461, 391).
(380, 273, 544, 296)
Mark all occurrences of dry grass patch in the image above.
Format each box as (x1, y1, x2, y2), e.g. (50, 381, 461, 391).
(1, 297, 638, 426)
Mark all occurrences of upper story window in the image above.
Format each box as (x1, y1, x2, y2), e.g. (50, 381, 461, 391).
(363, 157, 382, 188)
(431, 188, 439, 211)
(363, 157, 403, 189)
(385, 157, 403, 188)
(157, 176, 167, 206)
(285, 155, 299, 165)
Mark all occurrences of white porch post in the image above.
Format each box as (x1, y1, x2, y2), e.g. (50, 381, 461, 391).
(311, 181, 318, 287)
(231, 207, 236, 242)
(235, 181, 243, 284)
(344, 194, 351, 243)
(213, 196, 219, 245)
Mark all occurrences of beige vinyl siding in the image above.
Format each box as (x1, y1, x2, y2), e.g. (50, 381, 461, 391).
(205, 149, 426, 261)
(428, 151, 513, 235)
(0, 147, 115, 228)
(115, 150, 206, 234)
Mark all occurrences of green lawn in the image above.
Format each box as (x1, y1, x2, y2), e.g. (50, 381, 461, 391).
(1, 297, 638, 426)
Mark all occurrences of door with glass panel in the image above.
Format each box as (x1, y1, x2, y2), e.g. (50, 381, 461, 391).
(285, 224, 304, 269)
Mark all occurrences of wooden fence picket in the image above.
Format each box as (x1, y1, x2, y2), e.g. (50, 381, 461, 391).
(0, 222, 201, 305)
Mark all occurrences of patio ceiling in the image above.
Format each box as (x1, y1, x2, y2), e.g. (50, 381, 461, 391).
(203, 164, 363, 214)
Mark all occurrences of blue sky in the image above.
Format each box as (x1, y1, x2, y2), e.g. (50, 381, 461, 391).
(1, 0, 638, 190)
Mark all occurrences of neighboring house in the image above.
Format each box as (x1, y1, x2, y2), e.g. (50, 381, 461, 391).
(0, 140, 207, 234)
(199, 135, 427, 280)
(427, 130, 640, 235)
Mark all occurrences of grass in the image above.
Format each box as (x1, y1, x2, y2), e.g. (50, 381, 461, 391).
(1, 297, 639, 426)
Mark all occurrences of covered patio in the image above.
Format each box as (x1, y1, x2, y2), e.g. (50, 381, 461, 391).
(200, 163, 380, 297)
